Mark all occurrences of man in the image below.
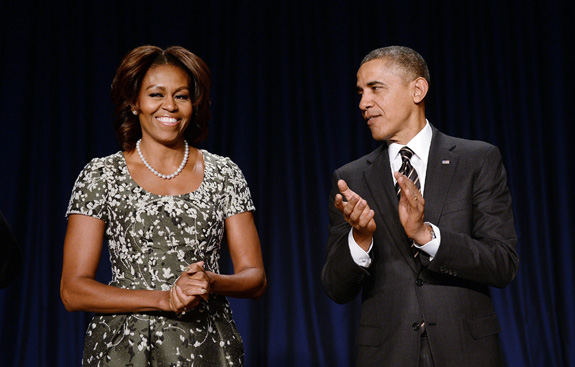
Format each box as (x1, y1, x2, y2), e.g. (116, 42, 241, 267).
(321, 46, 518, 367)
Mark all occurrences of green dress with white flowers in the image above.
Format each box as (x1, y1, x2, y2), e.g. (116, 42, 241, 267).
(66, 150, 254, 367)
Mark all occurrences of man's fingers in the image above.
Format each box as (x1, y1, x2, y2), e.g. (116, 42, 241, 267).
(348, 198, 367, 222)
(337, 179, 357, 201)
(395, 172, 409, 193)
(335, 179, 376, 235)
(358, 209, 375, 228)
(337, 179, 349, 193)
(334, 194, 344, 211)
(395, 173, 422, 205)
(343, 195, 359, 216)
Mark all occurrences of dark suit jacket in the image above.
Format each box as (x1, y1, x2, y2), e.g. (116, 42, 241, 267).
(321, 127, 519, 367)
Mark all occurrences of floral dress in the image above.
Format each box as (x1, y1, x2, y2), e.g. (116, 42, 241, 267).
(66, 150, 255, 367)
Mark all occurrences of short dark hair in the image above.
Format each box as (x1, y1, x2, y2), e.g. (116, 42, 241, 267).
(361, 46, 430, 85)
(111, 45, 212, 151)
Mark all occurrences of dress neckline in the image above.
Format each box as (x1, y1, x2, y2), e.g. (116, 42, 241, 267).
(118, 150, 208, 198)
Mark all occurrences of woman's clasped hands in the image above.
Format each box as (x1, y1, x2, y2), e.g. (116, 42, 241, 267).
(169, 261, 211, 314)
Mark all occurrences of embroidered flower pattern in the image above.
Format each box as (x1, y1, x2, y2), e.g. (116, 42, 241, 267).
(67, 150, 254, 366)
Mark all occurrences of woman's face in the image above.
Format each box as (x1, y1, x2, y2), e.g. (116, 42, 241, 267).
(135, 64, 193, 146)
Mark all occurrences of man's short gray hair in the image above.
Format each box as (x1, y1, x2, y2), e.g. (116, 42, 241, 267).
(361, 46, 430, 84)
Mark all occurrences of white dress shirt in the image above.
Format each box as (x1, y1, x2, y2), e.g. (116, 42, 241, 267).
(348, 121, 441, 267)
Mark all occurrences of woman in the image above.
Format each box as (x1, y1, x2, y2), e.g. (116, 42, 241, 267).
(61, 45, 266, 366)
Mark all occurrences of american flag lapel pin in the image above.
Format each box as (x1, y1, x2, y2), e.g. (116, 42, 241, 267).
(442, 160, 450, 165)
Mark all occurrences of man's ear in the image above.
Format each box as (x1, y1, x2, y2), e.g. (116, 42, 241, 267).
(412, 77, 429, 103)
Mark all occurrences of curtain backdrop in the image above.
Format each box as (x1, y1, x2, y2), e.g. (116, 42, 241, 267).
(0, 0, 573, 366)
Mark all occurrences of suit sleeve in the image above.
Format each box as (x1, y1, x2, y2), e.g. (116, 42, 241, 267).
(321, 170, 371, 304)
(428, 145, 519, 288)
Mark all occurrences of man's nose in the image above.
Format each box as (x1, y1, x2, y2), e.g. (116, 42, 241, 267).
(359, 93, 372, 111)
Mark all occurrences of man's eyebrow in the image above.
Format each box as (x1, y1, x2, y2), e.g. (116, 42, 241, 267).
(357, 81, 383, 89)
(367, 81, 384, 87)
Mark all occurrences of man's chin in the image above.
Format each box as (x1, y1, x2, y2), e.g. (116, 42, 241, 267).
(369, 130, 389, 142)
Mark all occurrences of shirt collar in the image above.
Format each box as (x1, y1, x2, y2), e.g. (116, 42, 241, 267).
(388, 120, 433, 164)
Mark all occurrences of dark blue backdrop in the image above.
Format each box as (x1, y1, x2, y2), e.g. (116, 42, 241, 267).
(0, 0, 573, 366)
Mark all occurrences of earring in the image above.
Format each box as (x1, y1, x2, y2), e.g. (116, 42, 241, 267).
(132, 110, 138, 115)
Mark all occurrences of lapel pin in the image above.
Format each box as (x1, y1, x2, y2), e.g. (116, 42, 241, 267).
(442, 160, 450, 165)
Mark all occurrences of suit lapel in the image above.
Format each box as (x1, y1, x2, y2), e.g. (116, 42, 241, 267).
(423, 128, 457, 224)
(362, 145, 419, 273)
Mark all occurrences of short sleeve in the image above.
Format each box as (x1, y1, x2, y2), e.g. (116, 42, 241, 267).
(221, 158, 255, 218)
(66, 158, 109, 222)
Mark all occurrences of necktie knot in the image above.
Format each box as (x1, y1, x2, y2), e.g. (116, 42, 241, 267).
(399, 147, 415, 162)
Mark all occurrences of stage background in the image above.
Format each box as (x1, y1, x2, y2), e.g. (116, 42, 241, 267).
(0, 0, 573, 366)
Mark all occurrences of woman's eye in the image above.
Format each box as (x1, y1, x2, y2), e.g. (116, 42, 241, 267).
(149, 93, 163, 98)
(176, 94, 190, 100)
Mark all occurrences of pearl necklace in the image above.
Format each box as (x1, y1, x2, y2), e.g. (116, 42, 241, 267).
(136, 139, 189, 180)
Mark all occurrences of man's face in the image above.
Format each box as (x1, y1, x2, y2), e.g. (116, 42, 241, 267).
(356, 59, 419, 144)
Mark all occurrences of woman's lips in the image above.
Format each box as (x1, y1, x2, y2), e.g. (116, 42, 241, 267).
(156, 116, 179, 126)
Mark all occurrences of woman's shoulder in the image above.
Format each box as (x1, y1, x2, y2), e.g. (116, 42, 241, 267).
(67, 152, 123, 220)
(72, 151, 125, 186)
(202, 149, 231, 164)
(81, 151, 124, 172)
(87, 151, 124, 165)
(201, 150, 250, 189)
(201, 150, 242, 172)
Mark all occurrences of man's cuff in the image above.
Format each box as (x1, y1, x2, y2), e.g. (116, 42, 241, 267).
(348, 229, 373, 267)
(413, 222, 441, 259)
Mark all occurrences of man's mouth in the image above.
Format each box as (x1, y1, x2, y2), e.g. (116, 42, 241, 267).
(365, 115, 379, 123)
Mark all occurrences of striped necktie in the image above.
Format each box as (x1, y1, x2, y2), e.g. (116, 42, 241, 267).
(396, 146, 420, 198)
(395, 146, 422, 258)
